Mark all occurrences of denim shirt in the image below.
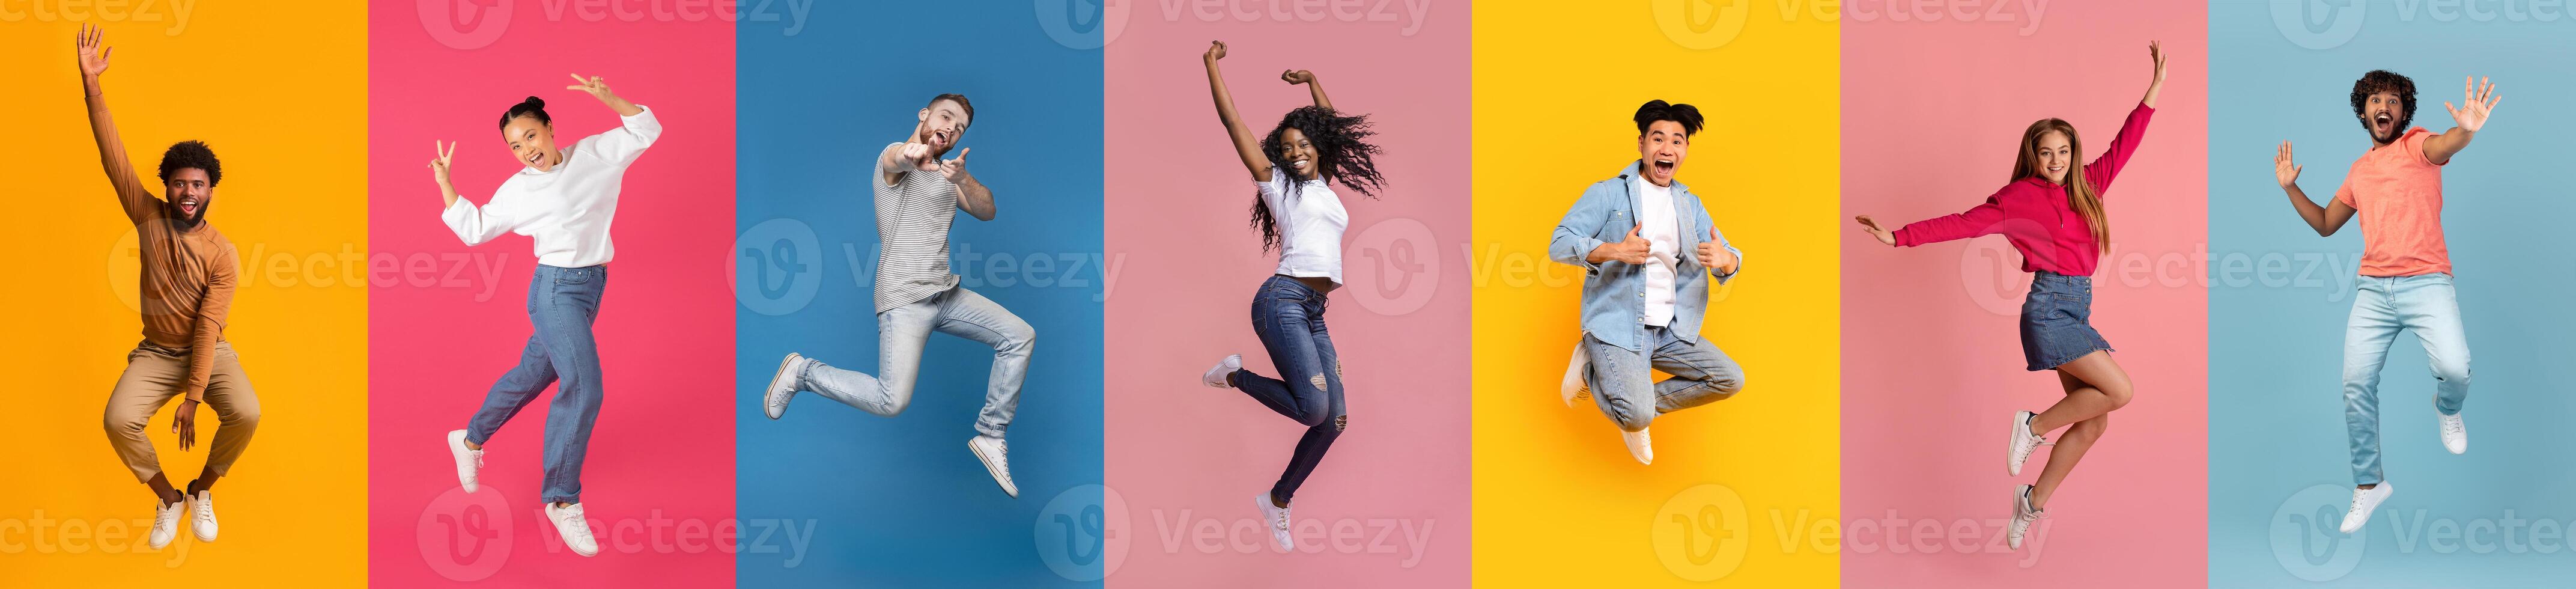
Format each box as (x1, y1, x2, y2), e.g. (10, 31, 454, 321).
(1548, 161, 1745, 352)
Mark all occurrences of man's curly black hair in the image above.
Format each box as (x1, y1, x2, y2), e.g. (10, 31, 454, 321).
(2351, 70, 2417, 142)
(1633, 99, 1704, 136)
(1252, 105, 1386, 252)
(157, 140, 222, 187)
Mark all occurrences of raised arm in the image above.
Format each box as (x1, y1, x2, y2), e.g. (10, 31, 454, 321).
(2139, 41, 2167, 109)
(77, 24, 158, 225)
(2083, 42, 2165, 192)
(566, 73, 660, 165)
(1205, 41, 1272, 182)
(2275, 141, 2356, 236)
(2422, 76, 2497, 165)
(1283, 69, 1331, 111)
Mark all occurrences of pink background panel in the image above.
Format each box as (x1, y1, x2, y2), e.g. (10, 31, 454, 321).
(1102, 11, 1471, 588)
(1841, 4, 2208, 587)
(367, 2, 735, 585)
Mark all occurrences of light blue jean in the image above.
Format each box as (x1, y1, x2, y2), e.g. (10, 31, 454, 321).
(799, 285, 1034, 438)
(2342, 273, 2471, 486)
(1582, 325, 1746, 432)
(464, 264, 607, 505)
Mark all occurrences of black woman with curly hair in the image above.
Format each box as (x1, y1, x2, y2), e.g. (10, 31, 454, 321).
(1191, 40, 1389, 552)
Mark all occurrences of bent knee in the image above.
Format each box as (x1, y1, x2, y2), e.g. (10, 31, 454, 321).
(2431, 359, 2471, 384)
(2066, 415, 2110, 442)
(222, 404, 263, 428)
(103, 411, 149, 438)
(1611, 411, 1653, 433)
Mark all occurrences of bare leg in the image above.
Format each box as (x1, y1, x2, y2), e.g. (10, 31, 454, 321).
(2030, 370, 2113, 508)
(2028, 351, 2133, 434)
(144, 473, 183, 505)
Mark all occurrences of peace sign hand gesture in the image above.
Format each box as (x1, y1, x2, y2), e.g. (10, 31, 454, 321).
(566, 73, 617, 103)
(428, 140, 458, 188)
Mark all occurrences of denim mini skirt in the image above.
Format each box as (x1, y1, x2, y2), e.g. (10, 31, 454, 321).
(2019, 270, 2113, 371)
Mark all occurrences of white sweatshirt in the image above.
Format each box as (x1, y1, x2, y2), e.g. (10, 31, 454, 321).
(443, 105, 662, 267)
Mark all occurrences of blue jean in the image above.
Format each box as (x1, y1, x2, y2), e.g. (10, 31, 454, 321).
(2342, 273, 2471, 486)
(800, 285, 1033, 438)
(463, 264, 607, 505)
(1582, 325, 1746, 432)
(1229, 276, 1346, 504)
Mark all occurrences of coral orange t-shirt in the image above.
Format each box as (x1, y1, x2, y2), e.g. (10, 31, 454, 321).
(2334, 127, 2450, 277)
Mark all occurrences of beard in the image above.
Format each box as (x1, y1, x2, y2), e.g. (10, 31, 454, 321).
(169, 199, 210, 229)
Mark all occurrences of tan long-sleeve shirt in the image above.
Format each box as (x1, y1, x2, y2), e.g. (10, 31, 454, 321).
(88, 88, 237, 403)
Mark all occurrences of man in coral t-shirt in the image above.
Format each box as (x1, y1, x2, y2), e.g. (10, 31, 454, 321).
(2273, 70, 2500, 537)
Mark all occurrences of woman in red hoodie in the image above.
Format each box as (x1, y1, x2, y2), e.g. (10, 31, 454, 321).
(1853, 41, 2167, 551)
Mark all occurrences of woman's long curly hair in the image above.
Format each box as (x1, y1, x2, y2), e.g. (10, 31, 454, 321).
(1252, 105, 1387, 252)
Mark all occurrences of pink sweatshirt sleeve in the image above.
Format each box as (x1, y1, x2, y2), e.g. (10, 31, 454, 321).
(2082, 102, 2155, 192)
(1893, 189, 2010, 247)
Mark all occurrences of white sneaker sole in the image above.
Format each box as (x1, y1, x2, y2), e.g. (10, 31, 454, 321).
(969, 439, 1018, 498)
(2006, 412, 2031, 477)
(765, 353, 801, 420)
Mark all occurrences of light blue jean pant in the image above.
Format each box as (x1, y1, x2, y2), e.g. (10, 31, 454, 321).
(1583, 325, 1747, 433)
(2342, 273, 2471, 486)
(464, 264, 607, 505)
(800, 286, 1034, 438)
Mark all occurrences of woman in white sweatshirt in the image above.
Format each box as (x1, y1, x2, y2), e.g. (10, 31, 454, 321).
(427, 74, 661, 558)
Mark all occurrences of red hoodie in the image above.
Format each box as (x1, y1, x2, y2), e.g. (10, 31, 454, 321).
(1894, 103, 2155, 276)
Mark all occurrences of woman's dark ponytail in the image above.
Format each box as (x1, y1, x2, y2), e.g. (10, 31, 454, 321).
(497, 96, 551, 129)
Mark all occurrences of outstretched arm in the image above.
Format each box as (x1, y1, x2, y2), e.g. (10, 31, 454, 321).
(566, 73, 660, 165)
(76, 24, 157, 225)
(2275, 141, 2356, 236)
(1205, 41, 1273, 182)
(1283, 69, 1331, 111)
(2422, 76, 2497, 165)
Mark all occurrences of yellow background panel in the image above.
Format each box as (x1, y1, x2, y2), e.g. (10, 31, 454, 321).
(0, 3, 368, 585)
(1471, 4, 1839, 587)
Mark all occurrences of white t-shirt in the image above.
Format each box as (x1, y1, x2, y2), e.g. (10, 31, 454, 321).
(1635, 177, 1682, 327)
(443, 106, 663, 268)
(1257, 167, 1349, 285)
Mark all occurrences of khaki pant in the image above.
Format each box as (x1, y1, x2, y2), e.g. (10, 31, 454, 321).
(103, 341, 259, 483)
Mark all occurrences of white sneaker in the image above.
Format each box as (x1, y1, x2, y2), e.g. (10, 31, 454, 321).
(1201, 354, 1242, 388)
(545, 502, 600, 557)
(148, 498, 186, 550)
(1622, 427, 1653, 465)
(2339, 483, 2394, 534)
(765, 352, 810, 420)
(968, 435, 1018, 498)
(2008, 484, 2046, 550)
(1256, 492, 1294, 551)
(447, 429, 483, 493)
(2006, 410, 2051, 476)
(1560, 343, 1591, 407)
(2438, 411, 2467, 454)
(190, 490, 219, 542)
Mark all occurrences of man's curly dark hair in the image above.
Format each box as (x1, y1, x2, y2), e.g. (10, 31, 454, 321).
(157, 140, 221, 187)
(1251, 106, 1386, 252)
(2351, 70, 2416, 141)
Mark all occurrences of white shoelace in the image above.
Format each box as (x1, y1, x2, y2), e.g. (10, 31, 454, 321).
(559, 506, 594, 543)
(1275, 507, 1292, 532)
(992, 443, 1014, 484)
(2441, 415, 2464, 438)
(2347, 489, 2372, 519)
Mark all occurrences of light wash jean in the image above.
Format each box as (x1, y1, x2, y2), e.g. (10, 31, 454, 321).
(2342, 273, 2471, 486)
(800, 285, 1034, 438)
(464, 264, 607, 505)
(1582, 325, 1746, 432)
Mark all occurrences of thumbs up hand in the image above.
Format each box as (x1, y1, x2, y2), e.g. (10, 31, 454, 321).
(1696, 225, 1737, 273)
(1588, 225, 1654, 265)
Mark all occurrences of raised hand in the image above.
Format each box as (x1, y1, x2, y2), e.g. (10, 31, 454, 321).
(2444, 76, 2499, 133)
(565, 73, 616, 103)
(2141, 40, 2168, 108)
(1204, 40, 1227, 61)
(76, 23, 113, 78)
(938, 147, 971, 182)
(1855, 215, 1897, 246)
(1281, 69, 1314, 85)
(2274, 141, 2303, 189)
(428, 140, 457, 187)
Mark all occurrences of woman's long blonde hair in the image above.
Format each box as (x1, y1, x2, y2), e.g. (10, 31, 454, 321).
(2013, 118, 2107, 253)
